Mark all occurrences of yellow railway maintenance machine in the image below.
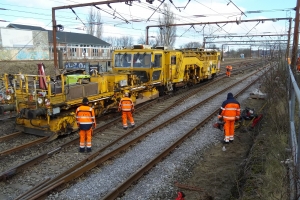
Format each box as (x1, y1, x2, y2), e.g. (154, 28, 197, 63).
(13, 71, 129, 140)
(12, 45, 220, 141)
(112, 45, 221, 98)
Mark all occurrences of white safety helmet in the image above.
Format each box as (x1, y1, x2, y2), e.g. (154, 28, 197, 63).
(124, 92, 129, 97)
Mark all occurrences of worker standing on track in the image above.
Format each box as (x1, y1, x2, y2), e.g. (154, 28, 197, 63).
(226, 65, 232, 77)
(118, 92, 135, 130)
(76, 97, 96, 153)
(218, 92, 240, 144)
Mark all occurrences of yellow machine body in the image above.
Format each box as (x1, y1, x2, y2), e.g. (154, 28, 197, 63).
(11, 45, 220, 139)
(112, 45, 220, 95)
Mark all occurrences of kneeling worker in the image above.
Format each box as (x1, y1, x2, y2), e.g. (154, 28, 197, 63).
(118, 92, 135, 130)
(76, 97, 96, 152)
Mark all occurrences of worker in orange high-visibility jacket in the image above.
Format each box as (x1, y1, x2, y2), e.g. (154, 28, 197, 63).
(218, 92, 240, 144)
(118, 92, 135, 130)
(226, 65, 232, 77)
(76, 97, 96, 153)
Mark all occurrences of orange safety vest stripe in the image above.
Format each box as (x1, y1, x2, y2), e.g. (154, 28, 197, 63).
(119, 97, 134, 111)
(76, 105, 96, 124)
(221, 103, 240, 119)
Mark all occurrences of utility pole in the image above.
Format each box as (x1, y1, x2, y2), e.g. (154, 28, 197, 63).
(291, 0, 300, 73)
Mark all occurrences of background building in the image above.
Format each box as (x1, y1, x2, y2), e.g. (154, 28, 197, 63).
(1, 23, 111, 61)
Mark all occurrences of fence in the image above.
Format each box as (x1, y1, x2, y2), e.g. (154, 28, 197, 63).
(288, 65, 300, 200)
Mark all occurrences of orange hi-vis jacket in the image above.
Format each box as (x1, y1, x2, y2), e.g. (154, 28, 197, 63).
(226, 65, 232, 71)
(118, 97, 134, 112)
(76, 105, 96, 129)
(219, 95, 240, 121)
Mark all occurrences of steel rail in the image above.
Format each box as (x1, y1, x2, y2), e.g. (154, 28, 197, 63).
(0, 131, 22, 142)
(0, 136, 48, 157)
(0, 60, 260, 182)
(19, 64, 267, 200)
(102, 66, 270, 200)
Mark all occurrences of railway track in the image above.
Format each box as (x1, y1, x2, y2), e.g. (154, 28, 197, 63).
(0, 59, 265, 199)
(0, 60, 262, 179)
(9, 60, 270, 198)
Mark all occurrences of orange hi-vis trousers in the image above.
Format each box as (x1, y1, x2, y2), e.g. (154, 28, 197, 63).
(122, 111, 135, 128)
(223, 119, 235, 142)
(79, 128, 92, 148)
(226, 70, 231, 77)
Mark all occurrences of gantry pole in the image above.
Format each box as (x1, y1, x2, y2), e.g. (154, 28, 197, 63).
(145, 17, 292, 45)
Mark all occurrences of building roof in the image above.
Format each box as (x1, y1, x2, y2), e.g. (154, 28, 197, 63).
(7, 23, 47, 31)
(48, 31, 110, 47)
(6, 23, 110, 47)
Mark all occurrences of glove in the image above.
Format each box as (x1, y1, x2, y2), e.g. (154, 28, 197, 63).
(218, 115, 223, 120)
(235, 116, 240, 121)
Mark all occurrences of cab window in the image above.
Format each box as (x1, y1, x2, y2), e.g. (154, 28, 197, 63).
(154, 54, 162, 68)
(171, 56, 176, 64)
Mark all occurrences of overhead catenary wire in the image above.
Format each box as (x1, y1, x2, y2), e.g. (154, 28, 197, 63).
(0, 0, 293, 47)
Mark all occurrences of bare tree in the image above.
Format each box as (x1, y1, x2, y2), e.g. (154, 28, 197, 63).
(103, 36, 133, 48)
(156, 3, 176, 47)
(182, 42, 202, 48)
(86, 7, 103, 39)
(86, 7, 96, 35)
(103, 36, 118, 46)
(95, 10, 103, 39)
(137, 34, 157, 46)
(117, 36, 134, 47)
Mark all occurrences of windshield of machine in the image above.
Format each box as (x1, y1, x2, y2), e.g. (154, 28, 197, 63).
(114, 53, 132, 68)
(133, 53, 151, 68)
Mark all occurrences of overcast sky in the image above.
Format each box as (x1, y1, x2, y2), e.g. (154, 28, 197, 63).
(0, 0, 297, 48)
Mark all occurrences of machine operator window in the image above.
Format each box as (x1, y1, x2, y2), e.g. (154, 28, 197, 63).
(133, 53, 151, 68)
(171, 56, 176, 64)
(152, 70, 161, 81)
(154, 54, 162, 68)
(114, 53, 132, 68)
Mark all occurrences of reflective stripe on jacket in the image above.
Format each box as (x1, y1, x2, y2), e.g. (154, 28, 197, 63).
(119, 97, 134, 112)
(76, 105, 96, 125)
(219, 97, 240, 120)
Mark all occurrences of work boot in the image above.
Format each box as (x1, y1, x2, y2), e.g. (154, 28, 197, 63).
(79, 147, 85, 153)
(223, 140, 229, 145)
(123, 127, 127, 130)
(87, 148, 92, 152)
(131, 125, 135, 128)
(229, 140, 234, 143)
